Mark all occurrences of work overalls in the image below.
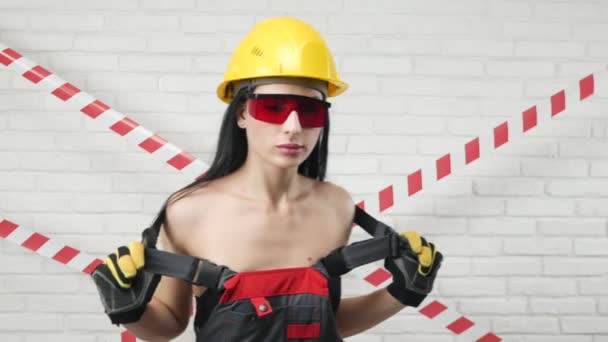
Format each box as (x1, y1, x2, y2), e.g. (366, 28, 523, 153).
(143, 206, 404, 341)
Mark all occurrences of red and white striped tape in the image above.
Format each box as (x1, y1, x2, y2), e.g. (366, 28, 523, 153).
(2, 43, 605, 341)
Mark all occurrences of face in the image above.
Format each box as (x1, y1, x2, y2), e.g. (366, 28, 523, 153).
(237, 83, 326, 170)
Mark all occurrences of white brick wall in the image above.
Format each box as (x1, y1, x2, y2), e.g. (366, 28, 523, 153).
(1, 0, 607, 341)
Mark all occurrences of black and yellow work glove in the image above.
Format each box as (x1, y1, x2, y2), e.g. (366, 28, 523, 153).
(91, 241, 160, 325)
(384, 231, 443, 307)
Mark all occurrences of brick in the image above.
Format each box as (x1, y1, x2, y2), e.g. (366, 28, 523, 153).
(547, 180, 608, 197)
(591, 161, 608, 177)
(1, 32, 73, 51)
(88, 72, 157, 91)
(140, 0, 195, 9)
(474, 178, 544, 196)
(526, 119, 591, 138)
(342, 56, 413, 75)
(159, 74, 217, 93)
(105, 15, 179, 31)
(0, 0, 66, 8)
(531, 297, 596, 314)
(147, 35, 222, 53)
(515, 42, 585, 58)
(338, 95, 407, 115)
(438, 277, 506, 296)
(372, 117, 445, 134)
(580, 278, 608, 295)
(524, 336, 590, 342)
(560, 141, 608, 157)
(32, 213, 104, 234)
(459, 297, 527, 314)
(521, 159, 587, 177)
(0, 172, 37, 191)
(559, 62, 608, 77)
(538, 218, 606, 236)
(182, 14, 255, 32)
(0, 13, 28, 29)
(63, 314, 117, 331)
(0, 255, 44, 274)
(509, 277, 577, 295)
(29, 14, 104, 31)
(469, 217, 536, 235)
(347, 136, 416, 155)
(0, 192, 74, 212)
(507, 198, 575, 216)
(0, 295, 26, 311)
(54, 133, 128, 152)
(590, 43, 608, 57)
(431, 236, 502, 256)
(25, 295, 99, 312)
(0, 152, 20, 170)
(435, 197, 504, 216)
(492, 316, 559, 333)
(328, 14, 405, 34)
(504, 22, 571, 40)
(578, 199, 608, 216)
(63, 0, 137, 9)
(562, 317, 608, 333)
(38, 173, 112, 192)
(442, 39, 513, 57)
(24, 335, 96, 342)
(473, 257, 542, 275)
(0, 314, 63, 331)
(74, 35, 146, 52)
(489, 0, 531, 17)
(369, 38, 441, 55)
(115, 92, 189, 112)
(8, 111, 80, 131)
(545, 257, 608, 275)
(414, 59, 484, 76)
(193, 55, 231, 73)
(504, 237, 572, 255)
(407, 96, 479, 116)
(72, 194, 143, 213)
(119, 55, 191, 72)
(381, 77, 522, 97)
(111, 174, 189, 193)
(18, 152, 91, 172)
(487, 61, 555, 77)
(327, 157, 378, 174)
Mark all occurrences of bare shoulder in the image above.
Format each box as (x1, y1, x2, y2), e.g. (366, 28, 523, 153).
(319, 181, 356, 228)
(162, 183, 217, 253)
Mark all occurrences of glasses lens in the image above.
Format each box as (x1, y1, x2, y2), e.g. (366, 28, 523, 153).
(249, 94, 328, 128)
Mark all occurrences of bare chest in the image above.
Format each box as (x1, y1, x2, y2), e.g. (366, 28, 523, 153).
(183, 195, 350, 274)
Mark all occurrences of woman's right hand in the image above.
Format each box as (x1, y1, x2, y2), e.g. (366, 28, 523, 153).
(92, 241, 161, 325)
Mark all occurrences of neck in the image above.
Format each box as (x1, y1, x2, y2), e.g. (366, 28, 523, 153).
(231, 157, 308, 211)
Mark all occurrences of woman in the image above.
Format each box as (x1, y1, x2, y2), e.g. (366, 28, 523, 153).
(92, 17, 442, 341)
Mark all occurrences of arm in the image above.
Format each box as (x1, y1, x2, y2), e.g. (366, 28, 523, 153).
(336, 288, 406, 338)
(123, 200, 200, 341)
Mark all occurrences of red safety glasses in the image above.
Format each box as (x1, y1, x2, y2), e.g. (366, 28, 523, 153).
(247, 93, 331, 128)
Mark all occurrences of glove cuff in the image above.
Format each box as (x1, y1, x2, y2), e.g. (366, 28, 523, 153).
(386, 282, 427, 307)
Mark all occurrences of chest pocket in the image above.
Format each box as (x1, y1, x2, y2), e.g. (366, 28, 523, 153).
(221, 295, 324, 342)
(197, 266, 340, 342)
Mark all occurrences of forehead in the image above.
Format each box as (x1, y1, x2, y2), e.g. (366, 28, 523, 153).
(253, 83, 323, 99)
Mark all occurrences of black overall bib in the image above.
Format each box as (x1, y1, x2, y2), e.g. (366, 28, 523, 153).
(142, 206, 403, 341)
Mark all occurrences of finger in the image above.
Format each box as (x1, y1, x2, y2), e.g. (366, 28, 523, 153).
(105, 254, 131, 289)
(116, 246, 138, 279)
(128, 241, 145, 270)
(401, 231, 422, 254)
(418, 242, 437, 276)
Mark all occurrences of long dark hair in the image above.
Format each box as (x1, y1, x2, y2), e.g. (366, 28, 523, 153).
(145, 86, 331, 241)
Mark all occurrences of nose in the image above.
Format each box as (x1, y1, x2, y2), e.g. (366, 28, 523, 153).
(282, 110, 302, 133)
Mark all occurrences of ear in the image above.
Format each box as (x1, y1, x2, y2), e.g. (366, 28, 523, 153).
(236, 103, 247, 129)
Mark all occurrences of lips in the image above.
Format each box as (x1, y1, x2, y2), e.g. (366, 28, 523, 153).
(276, 144, 302, 149)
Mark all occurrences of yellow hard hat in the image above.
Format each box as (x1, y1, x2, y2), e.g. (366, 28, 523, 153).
(217, 17, 348, 103)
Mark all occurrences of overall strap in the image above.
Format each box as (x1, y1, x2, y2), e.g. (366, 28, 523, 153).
(320, 205, 404, 277)
(139, 204, 234, 291)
